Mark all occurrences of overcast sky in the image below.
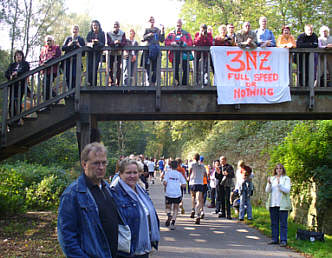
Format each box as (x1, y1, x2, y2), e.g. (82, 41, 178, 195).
(0, 0, 183, 50)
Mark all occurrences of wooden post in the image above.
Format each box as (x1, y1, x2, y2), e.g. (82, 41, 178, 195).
(308, 52, 315, 110)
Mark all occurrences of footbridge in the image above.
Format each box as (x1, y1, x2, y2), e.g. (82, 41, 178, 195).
(1, 46, 331, 159)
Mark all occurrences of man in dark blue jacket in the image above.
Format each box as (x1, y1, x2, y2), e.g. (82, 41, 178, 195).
(58, 142, 120, 257)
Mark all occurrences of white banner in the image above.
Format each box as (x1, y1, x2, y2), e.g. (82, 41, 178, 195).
(210, 46, 291, 104)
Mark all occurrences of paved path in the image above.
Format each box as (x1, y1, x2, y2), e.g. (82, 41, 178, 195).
(148, 179, 303, 258)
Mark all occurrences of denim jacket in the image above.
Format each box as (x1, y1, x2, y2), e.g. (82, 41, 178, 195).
(110, 182, 159, 257)
(57, 173, 113, 258)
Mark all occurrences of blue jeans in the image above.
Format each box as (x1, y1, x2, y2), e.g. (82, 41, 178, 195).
(239, 194, 252, 219)
(269, 207, 288, 243)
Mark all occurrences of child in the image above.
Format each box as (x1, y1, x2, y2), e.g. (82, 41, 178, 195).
(163, 160, 187, 230)
(237, 166, 254, 221)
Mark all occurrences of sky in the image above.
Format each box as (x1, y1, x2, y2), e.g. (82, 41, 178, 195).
(66, 0, 183, 30)
(0, 0, 183, 50)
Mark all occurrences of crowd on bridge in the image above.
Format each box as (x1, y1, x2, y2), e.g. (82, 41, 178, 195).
(57, 142, 292, 257)
(4, 16, 332, 127)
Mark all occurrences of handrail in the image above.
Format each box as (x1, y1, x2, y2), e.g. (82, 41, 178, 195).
(0, 45, 331, 149)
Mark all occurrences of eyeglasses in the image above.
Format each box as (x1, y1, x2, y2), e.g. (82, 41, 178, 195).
(91, 161, 108, 167)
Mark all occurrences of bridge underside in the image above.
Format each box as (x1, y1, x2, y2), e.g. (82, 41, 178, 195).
(81, 87, 332, 121)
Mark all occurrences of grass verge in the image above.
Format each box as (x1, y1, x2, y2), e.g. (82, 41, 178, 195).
(242, 205, 332, 258)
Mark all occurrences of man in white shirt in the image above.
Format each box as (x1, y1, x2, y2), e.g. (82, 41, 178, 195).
(147, 158, 156, 184)
(163, 160, 187, 230)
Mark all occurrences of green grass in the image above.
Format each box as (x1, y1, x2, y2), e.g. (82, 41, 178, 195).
(241, 206, 332, 258)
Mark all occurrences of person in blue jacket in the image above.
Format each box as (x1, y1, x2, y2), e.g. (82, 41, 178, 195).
(111, 158, 160, 258)
(57, 142, 120, 257)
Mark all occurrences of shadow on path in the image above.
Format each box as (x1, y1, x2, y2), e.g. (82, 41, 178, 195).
(148, 178, 303, 258)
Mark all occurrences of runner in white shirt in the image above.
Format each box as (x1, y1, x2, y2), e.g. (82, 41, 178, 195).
(147, 158, 156, 184)
(163, 160, 187, 230)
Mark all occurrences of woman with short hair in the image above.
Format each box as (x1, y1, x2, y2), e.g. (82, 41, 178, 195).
(110, 158, 160, 258)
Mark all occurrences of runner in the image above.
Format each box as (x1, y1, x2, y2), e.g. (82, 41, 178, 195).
(163, 160, 187, 230)
(147, 157, 156, 184)
(176, 158, 187, 214)
(188, 153, 207, 224)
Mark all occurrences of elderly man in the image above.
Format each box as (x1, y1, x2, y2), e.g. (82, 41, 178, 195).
(296, 24, 318, 86)
(58, 142, 120, 257)
(107, 21, 127, 86)
(215, 156, 234, 219)
(236, 22, 258, 49)
(255, 16, 276, 47)
(165, 19, 193, 86)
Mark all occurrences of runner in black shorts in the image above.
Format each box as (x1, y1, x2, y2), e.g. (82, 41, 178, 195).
(163, 160, 187, 230)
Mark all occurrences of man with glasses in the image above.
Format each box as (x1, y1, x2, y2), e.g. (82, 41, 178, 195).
(58, 142, 120, 258)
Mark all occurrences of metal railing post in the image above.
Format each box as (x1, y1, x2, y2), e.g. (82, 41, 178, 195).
(308, 52, 315, 110)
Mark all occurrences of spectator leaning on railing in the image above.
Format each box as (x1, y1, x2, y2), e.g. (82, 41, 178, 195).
(236, 21, 258, 49)
(318, 25, 332, 86)
(296, 24, 318, 86)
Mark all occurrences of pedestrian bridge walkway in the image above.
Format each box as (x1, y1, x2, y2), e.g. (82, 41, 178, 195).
(149, 179, 303, 258)
(1, 46, 331, 160)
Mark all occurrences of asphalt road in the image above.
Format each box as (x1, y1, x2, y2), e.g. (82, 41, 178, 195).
(148, 178, 304, 258)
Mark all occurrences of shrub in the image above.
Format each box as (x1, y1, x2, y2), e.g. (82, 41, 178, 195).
(0, 168, 26, 215)
(0, 162, 72, 215)
(26, 174, 68, 210)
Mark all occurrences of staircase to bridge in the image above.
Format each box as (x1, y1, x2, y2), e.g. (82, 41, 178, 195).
(1, 46, 331, 160)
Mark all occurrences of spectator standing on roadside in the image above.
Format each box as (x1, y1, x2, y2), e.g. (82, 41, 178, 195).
(215, 156, 234, 219)
(208, 160, 219, 208)
(58, 142, 120, 258)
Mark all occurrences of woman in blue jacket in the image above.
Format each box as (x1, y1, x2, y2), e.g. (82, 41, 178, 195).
(111, 158, 160, 258)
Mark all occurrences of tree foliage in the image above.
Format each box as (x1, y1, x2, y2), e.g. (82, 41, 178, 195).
(180, 0, 331, 37)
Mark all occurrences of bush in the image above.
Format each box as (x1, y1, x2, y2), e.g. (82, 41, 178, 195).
(0, 162, 72, 215)
(26, 174, 68, 210)
(0, 168, 26, 215)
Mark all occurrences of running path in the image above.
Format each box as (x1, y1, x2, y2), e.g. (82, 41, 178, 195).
(148, 179, 303, 258)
